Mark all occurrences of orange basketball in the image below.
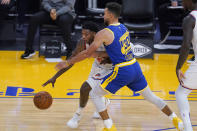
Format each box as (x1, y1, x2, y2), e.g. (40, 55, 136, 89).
(33, 91, 53, 110)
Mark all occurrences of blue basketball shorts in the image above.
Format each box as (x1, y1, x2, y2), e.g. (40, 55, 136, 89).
(100, 59, 148, 94)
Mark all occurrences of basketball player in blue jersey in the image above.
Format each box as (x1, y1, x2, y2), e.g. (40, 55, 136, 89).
(56, 2, 183, 131)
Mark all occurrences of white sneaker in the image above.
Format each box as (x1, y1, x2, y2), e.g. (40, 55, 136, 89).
(67, 113, 81, 128)
(92, 98, 111, 119)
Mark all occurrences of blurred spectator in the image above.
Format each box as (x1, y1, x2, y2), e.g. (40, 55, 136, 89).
(0, 0, 15, 38)
(157, 0, 186, 44)
(97, 0, 121, 8)
(16, 0, 28, 32)
(0, 0, 14, 20)
(21, 0, 76, 59)
(16, 0, 40, 32)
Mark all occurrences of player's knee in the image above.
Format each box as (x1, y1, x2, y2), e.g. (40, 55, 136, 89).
(80, 82, 92, 95)
(89, 89, 97, 99)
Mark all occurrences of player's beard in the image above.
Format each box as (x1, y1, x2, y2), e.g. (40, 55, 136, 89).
(104, 19, 109, 26)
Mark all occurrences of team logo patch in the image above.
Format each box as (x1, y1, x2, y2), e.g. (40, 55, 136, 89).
(95, 73, 101, 77)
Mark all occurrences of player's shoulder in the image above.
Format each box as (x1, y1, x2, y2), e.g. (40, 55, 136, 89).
(98, 28, 110, 34)
(95, 28, 113, 39)
(183, 14, 196, 24)
(182, 14, 196, 28)
(94, 28, 114, 45)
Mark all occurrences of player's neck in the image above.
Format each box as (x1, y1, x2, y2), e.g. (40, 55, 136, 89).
(108, 19, 119, 25)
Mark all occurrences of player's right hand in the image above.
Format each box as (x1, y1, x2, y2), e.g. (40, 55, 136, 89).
(42, 78, 56, 88)
(176, 69, 185, 86)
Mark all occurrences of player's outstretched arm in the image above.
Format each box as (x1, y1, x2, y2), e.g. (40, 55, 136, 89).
(176, 15, 195, 85)
(68, 30, 106, 64)
(43, 39, 85, 87)
(42, 65, 73, 87)
(91, 51, 108, 58)
(55, 29, 109, 70)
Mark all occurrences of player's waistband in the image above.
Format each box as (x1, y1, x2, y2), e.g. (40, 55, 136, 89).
(115, 58, 136, 67)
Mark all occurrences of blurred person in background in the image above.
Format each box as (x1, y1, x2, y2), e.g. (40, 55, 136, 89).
(0, 0, 14, 20)
(157, 0, 186, 45)
(20, 0, 76, 59)
(0, 0, 15, 37)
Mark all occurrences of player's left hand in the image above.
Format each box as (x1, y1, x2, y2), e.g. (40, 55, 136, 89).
(55, 61, 69, 71)
(176, 69, 185, 86)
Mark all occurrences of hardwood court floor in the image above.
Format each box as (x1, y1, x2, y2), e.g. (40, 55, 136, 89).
(0, 51, 196, 131)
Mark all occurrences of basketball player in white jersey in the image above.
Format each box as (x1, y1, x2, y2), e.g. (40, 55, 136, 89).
(176, 0, 197, 130)
(42, 21, 112, 128)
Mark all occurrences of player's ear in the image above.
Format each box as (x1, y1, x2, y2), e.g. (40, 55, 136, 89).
(109, 12, 114, 18)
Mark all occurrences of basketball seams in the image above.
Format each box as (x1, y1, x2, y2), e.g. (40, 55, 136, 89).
(33, 91, 52, 110)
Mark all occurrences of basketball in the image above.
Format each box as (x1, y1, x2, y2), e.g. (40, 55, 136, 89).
(33, 91, 53, 110)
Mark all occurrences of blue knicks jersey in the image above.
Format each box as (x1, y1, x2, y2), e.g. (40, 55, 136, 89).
(104, 23, 134, 65)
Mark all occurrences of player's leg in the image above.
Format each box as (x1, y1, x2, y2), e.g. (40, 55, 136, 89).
(175, 85, 193, 131)
(67, 62, 101, 128)
(89, 86, 116, 131)
(67, 81, 92, 128)
(95, 63, 141, 130)
(75, 81, 109, 118)
(80, 82, 92, 108)
(139, 86, 184, 130)
(67, 79, 110, 128)
(92, 96, 111, 119)
(86, 70, 111, 119)
(175, 66, 197, 131)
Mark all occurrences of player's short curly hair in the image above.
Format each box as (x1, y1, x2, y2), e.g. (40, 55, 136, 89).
(82, 21, 99, 33)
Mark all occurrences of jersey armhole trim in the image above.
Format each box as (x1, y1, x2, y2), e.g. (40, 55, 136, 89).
(189, 14, 196, 29)
(104, 28, 115, 46)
